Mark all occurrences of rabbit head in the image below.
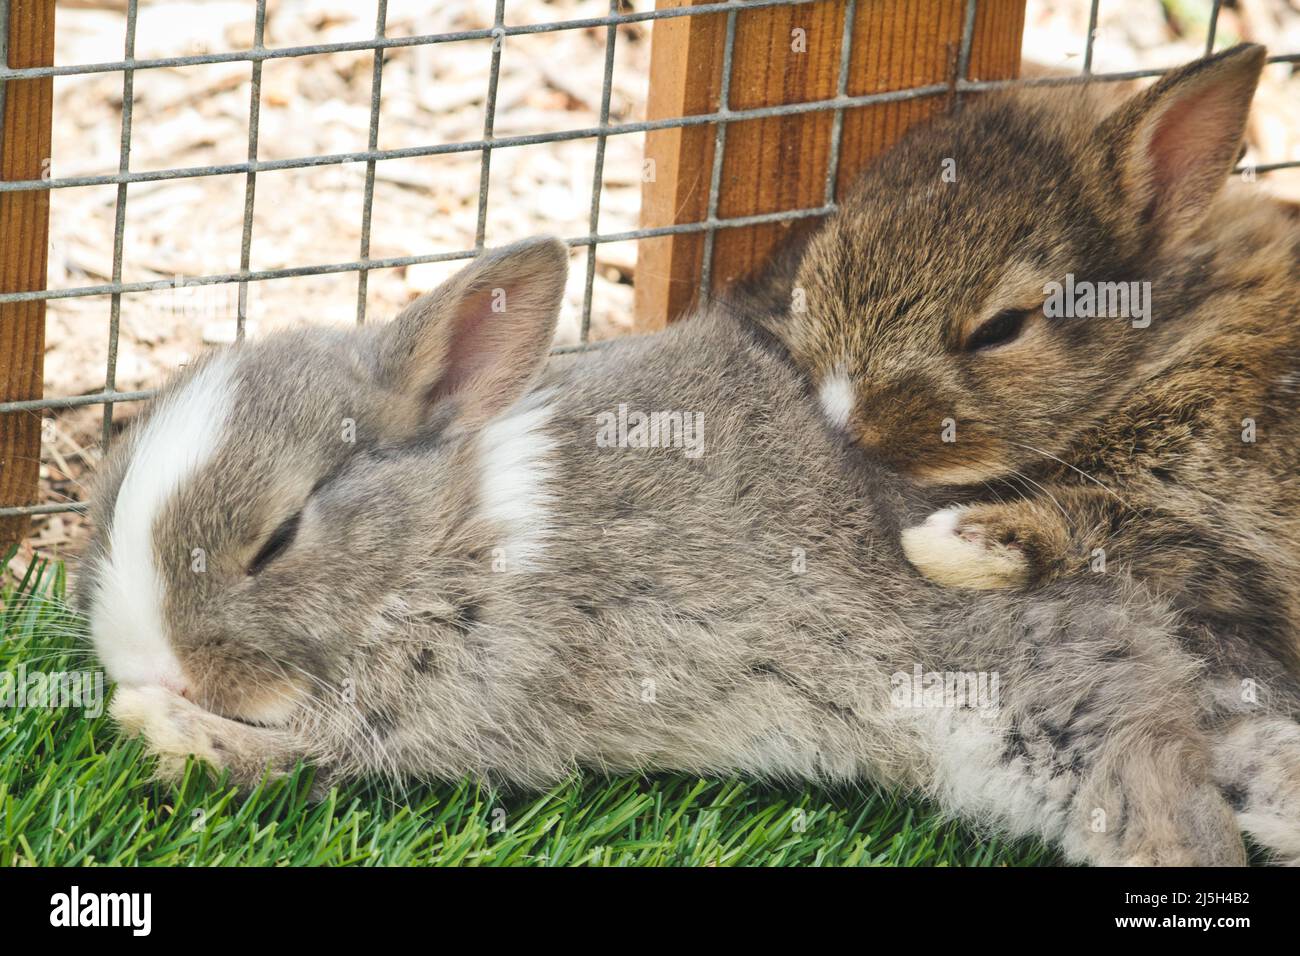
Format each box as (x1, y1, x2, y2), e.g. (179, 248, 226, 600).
(777, 44, 1266, 486)
(79, 238, 569, 727)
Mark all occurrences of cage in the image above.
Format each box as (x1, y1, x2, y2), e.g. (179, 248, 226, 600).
(1, 0, 1298, 572)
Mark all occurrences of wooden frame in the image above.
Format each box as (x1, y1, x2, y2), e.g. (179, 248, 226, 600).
(0, 0, 56, 549)
(636, 0, 1027, 329)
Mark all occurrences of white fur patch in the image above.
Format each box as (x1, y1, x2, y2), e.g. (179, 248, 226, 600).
(915, 706, 1072, 849)
(817, 369, 855, 430)
(477, 390, 557, 571)
(901, 506, 1029, 590)
(90, 357, 235, 691)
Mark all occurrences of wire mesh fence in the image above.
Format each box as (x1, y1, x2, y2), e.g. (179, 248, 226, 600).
(1, 0, 1298, 522)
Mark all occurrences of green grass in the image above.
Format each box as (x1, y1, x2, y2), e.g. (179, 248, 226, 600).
(1, 555, 1055, 866)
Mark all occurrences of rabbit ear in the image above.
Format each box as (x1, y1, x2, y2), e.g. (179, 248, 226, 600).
(1098, 43, 1266, 247)
(377, 236, 568, 428)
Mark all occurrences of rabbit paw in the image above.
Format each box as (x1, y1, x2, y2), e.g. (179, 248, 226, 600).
(112, 686, 220, 780)
(901, 505, 1032, 590)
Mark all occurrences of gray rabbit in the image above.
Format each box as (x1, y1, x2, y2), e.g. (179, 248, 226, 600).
(82, 239, 1300, 864)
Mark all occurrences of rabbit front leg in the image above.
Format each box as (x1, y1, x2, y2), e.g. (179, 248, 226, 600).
(901, 485, 1114, 590)
(112, 686, 308, 788)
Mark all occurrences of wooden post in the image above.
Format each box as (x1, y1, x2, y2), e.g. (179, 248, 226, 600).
(636, 0, 1026, 329)
(0, 0, 56, 549)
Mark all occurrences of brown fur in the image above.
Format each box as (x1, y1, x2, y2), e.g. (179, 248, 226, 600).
(750, 45, 1300, 678)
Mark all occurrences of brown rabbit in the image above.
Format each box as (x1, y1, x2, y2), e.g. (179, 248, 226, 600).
(748, 44, 1300, 678)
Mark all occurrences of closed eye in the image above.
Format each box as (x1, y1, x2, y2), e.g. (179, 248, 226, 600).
(247, 511, 302, 575)
(965, 308, 1032, 352)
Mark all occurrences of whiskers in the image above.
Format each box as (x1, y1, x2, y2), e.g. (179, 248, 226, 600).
(1003, 438, 1132, 510)
(244, 654, 409, 809)
(1002, 466, 1071, 524)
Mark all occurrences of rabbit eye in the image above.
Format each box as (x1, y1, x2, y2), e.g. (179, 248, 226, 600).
(247, 512, 302, 576)
(965, 308, 1031, 352)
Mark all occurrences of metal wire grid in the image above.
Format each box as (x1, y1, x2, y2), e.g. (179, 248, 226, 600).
(1, 0, 1298, 519)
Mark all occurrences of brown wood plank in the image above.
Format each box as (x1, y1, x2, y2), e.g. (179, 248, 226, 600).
(0, 0, 57, 549)
(635, 0, 1026, 330)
